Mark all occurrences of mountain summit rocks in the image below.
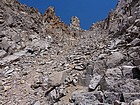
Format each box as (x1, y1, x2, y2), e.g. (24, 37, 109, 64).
(0, 0, 140, 105)
(43, 6, 69, 35)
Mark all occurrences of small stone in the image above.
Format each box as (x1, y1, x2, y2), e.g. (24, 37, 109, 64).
(72, 78, 78, 86)
(98, 54, 108, 60)
(20, 80, 25, 84)
(74, 64, 85, 71)
(71, 91, 97, 104)
(67, 64, 75, 69)
(34, 101, 40, 105)
(113, 100, 121, 105)
(121, 102, 129, 105)
(114, 101, 128, 105)
(4, 86, 11, 91)
(5, 69, 14, 75)
(131, 26, 139, 34)
(0, 19, 4, 24)
(59, 85, 66, 96)
(49, 89, 57, 100)
(64, 76, 73, 84)
(122, 65, 135, 78)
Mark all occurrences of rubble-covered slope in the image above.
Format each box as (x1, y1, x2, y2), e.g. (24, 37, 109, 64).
(0, 0, 140, 105)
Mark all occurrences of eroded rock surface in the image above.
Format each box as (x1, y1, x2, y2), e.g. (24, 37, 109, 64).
(0, 0, 140, 105)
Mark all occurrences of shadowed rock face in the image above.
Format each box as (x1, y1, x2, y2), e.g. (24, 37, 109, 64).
(0, 0, 140, 105)
(132, 68, 140, 80)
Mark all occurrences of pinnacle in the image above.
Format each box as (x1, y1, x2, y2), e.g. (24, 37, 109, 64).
(0, 0, 140, 105)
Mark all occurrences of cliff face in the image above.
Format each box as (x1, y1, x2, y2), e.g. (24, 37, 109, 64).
(0, 0, 140, 105)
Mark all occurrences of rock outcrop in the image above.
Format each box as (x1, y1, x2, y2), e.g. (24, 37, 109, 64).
(43, 6, 69, 35)
(0, 0, 140, 105)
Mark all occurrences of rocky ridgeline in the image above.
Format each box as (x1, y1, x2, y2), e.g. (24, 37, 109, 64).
(43, 6, 69, 35)
(0, 0, 140, 105)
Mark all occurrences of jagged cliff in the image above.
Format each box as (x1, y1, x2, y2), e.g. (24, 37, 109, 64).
(0, 0, 140, 105)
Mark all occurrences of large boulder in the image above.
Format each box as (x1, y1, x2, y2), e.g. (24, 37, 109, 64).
(71, 91, 99, 105)
(105, 67, 122, 89)
(107, 52, 125, 68)
(0, 50, 26, 66)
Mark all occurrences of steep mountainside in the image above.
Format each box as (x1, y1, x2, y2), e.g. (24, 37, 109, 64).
(0, 0, 140, 105)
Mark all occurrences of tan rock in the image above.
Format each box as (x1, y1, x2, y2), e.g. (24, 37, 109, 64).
(3, 86, 11, 91)
(49, 71, 67, 85)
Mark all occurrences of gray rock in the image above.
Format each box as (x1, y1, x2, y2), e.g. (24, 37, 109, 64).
(49, 71, 66, 86)
(122, 65, 135, 78)
(70, 16, 80, 30)
(48, 89, 57, 102)
(94, 60, 107, 75)
(98, 54, 108, 60)
(34, 101, 40, 105)
(48, 85, 65, 103)
(89, 75, 102, 90)
(129, 52, 139, 59)
(59, 85, 66, 96)
(105, 68, 122, 87)
(4, 69, 14, 75)
(131, 99, 140, 105)
(0, 0, 139, 104)
(0, 50, 26, 66)
(133, 59, 140, 66)
(121, 102, 129, 105)
(113, 100, 122, 105)
(131, 26, 139, 34)
(109, 39, 122, 49)
(0, 50, 6, 58)
(0, 39, 10, 51)
(134, 19, 140, 27)
(74, 64, 85, 71)
(128, 16, 135, 24)
(121, 79, 139, 92)
(32, 39, 50, 50)
(12, 34, 21, 43)
(71, 91, 99, 105)
(129, 38, 140, 47)
(0, 19, 4, 24)
(107, 52, 125, 68)
(97, 92, 140, 104)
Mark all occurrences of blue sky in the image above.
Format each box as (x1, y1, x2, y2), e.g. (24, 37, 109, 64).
(18, 0, 118, 29)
